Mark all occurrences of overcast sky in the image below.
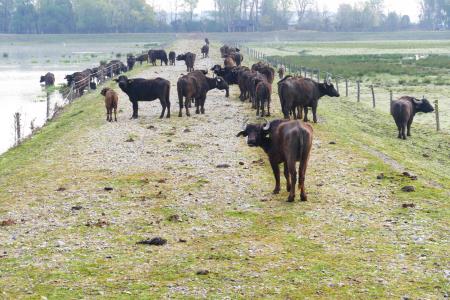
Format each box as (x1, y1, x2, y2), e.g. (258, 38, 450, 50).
(150, 0, 421, 22)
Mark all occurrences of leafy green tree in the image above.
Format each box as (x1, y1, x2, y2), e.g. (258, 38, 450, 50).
(183, 0, 198, 21)
(0, 0, 14, 32)
(10, 0, 38, 33)
(38, 0, 75, 33)
(73, 0, 110, 33)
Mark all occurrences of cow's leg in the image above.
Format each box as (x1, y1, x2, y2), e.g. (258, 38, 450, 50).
(159, 99, 166, 119)
(185, 98, 191, 117)
(166, 97, 171, 118)
(284, 163, 291, 192)
(106, 108, 109, 121)
(312, 105, 318, 123)
(114, 107, 117, 122)
(270, 160, 281, 194)
(402, 124, 407, 140)
(256, 98, 260, 116)
(303, 107, 309, 122)
(266, 97, 271, 117)
(131, 101, 138, 119)
(178, 97, 183, 117)
(287, 158, 297, 202)
(299, 148, 311, 202)
(195, 97, 200, 114)
(407, 117, 413, 136)
(200, 95, 206, 114)
(298, 106, 303, 120)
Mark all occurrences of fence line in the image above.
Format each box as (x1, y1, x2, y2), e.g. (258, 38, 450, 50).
(236, 43, 444, 132)
(11, 61, 124, 147)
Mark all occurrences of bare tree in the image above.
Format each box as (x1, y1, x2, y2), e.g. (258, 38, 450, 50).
(294, 0, 313, 25)
(183, 0, 198, 21)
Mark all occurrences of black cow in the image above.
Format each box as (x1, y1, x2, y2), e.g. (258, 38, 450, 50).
(278, 76, 340, 123)
(255, 80, 272, 117)
(177, 70, 229, 117)
(177, 52, 196, 72)
(169, 51, 176, 65)
(391, 96, 434, 139)
(40, 72, 55, 86)
(237, 119, 313, 202)
(136, 54, 148, 65)
(127, 55, 136, 71)
(201, 44, 209, 58)
(148, 49, 168, 66)
(114, 75, 170, 119)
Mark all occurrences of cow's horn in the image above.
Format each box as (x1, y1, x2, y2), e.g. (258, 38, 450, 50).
(241, 118, 249, 130)
(262, 119, 271, 131)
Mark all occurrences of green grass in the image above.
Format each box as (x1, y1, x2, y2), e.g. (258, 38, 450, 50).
(267, 54, 450, 80)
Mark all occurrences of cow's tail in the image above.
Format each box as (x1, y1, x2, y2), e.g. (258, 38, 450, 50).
(278, 83, 289, 119)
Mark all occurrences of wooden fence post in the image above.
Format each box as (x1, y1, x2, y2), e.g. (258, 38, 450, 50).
(14, 112, 21, 146)
(46, 91, 51, 120)
(357, 81, 360, 102)
(371, 85, 376, 108)
(435, 100, 440, 131)
(345, 79, 348, 97)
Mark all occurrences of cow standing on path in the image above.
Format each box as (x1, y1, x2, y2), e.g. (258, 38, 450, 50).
(177, 70, 229, 117)
(177, 52, 196, 72)
(278, 76, 339, 123)
(114, 75, 170, 119)
(237, 119, 313, 202)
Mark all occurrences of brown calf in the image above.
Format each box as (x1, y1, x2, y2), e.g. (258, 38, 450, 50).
(101, 88, 118, 122)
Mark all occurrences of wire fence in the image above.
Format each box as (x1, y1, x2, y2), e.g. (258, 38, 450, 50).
(12, 61, 124, 147)
(233, 42, 448, 133)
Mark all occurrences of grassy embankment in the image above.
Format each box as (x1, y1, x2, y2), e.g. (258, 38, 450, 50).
(0, 39, 448, 298)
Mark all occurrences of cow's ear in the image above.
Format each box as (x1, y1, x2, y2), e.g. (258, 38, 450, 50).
(236, 131, 247, 137)
(128, 79, 133, 84)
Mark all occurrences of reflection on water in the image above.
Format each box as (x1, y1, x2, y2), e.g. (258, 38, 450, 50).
(0, 68, 75, 154)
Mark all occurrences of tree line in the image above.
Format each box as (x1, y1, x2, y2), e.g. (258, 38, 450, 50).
(0, 0, 156, 33)
(0, 0, 449, 34)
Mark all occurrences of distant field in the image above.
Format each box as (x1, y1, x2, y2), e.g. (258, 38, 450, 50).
(242, 38, 450, 132)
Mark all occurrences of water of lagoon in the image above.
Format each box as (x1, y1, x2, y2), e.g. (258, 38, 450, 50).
(0, 34, 166, 154)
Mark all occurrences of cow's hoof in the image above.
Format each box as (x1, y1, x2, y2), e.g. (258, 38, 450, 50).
(287, 196, 295, 202)
(300, 194, 307, 202)
(178, 113, 182, 117)
(166, 115, 170, 118)
(272, 189, 280, 195)
(286, 185, 291, 192)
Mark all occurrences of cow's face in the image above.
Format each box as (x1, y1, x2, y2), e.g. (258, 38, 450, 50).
(215, 77, 229, 90)
(416, 98, 434, 113)
(114, 75, 130, 89)
(236, 123, 270, 147)
(211, 64, 222, 74)
(40, 76, 45, 83)
(322, 81, 340, 97)
(176, 54, 186, 61)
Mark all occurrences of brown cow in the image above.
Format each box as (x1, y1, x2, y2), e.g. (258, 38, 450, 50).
(278, 76, 339, 123)
(169, 51, 176, 65)
(177, 52, 196, 72)
(237, 119, 313, 202)
(177, 70, 229, 117)
(101, 88, 118, 122)
(391, 96, 434, 139)
(255, 80, 272, 117)
(40, 72, 55, 86)
(224, 57, 237, 68)
(201, 44, 209, 58)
